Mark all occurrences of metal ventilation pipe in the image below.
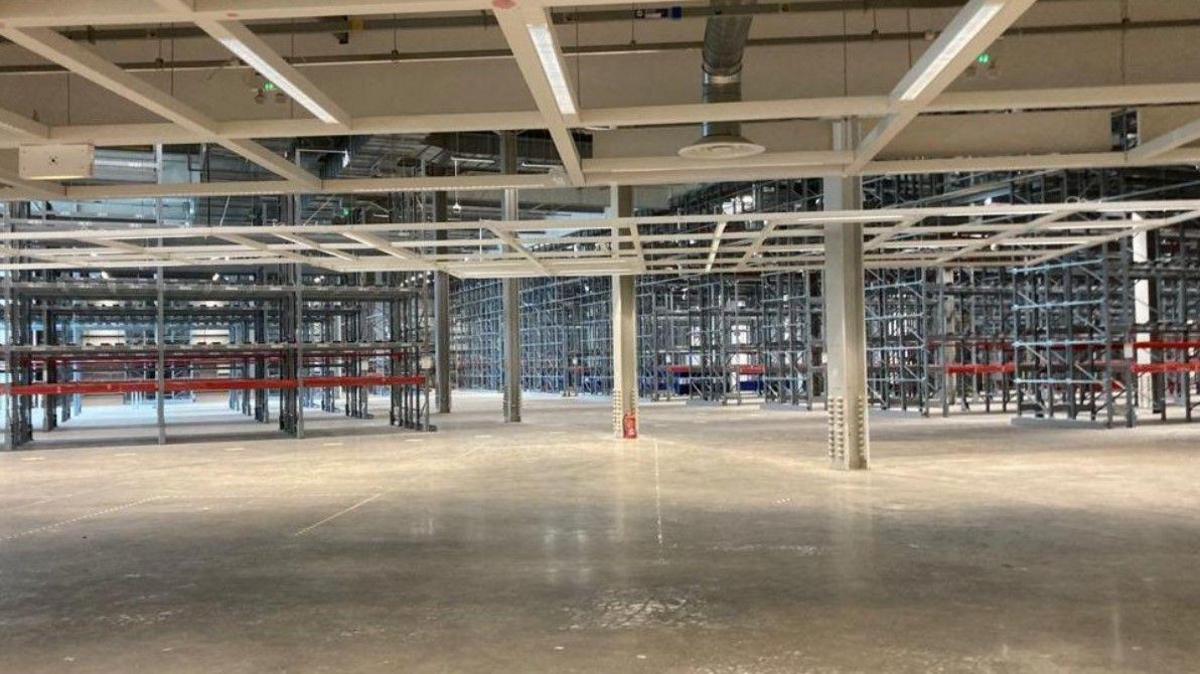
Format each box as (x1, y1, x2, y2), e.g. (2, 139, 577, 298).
(679, 1, 765, 159)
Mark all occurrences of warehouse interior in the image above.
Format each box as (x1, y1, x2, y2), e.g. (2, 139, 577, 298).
(2, 0, 1199, 671)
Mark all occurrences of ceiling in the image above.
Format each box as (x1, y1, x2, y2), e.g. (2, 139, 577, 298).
(0, 0, 1193, 202)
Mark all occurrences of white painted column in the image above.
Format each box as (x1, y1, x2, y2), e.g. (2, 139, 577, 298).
(823, 119, 870, 470)
(1131, 223, 1151, 418)
(610, 186, 638, 437)
(612, 275, 638, 437)
(500, 131, 522, 423)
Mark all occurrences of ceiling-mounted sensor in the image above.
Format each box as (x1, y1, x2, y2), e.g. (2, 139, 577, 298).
(678, 133, 765, 160)
(19, 144, 95, 180)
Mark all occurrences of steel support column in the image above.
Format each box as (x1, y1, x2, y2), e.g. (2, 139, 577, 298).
(40, 306, 56, 432)
(823, 119, 870, 470)
(433, 189, 452, 414)
(500, 131, 522, 423)
(294, 263, 306, 439)
(612, 275, 638, 438)
(2, 208, 13, 450)
(610, 186, 638, 437)
(155, 266, 166, 445)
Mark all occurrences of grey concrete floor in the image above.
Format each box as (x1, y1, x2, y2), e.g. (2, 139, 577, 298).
(1, 392, 1198, 673)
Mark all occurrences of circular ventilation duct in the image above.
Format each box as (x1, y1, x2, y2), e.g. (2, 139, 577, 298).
(678, 133, 766, 160)
(680, 2, 762, 161)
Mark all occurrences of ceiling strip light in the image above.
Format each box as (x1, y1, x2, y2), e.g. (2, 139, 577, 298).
(215, 36, 342, 124)
(898, 1, 1005, 102)
(526, 23, 577, 116)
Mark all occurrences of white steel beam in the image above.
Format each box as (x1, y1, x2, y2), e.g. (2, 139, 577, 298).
(191, 18, 351, 127)
(862, 216, 922, 252)
(0, 0, 486, 27)
(0, 108, 49, 141)
(1025, 210, 1200, 266)
(0, 151, 66, 200)
(211, 232, 331, 269)
(0, 26, 319, 187)
(486, 226, 552, 276)
(7, 82, 1200, 154)
(845, 0, 1037, 174)
(6, 204, 1196, 247)
(733, 221, 780, 271)
(704, 221, 726, 273)
(493, 2, 584, 186)
(340, 231, 444, 272)
(1128, 119, 1200, 163)
(274, 233, 357, 262)
(584, 151, 852, 175)
(932, 211, 1071, 265)
(46, 173, 556, 201)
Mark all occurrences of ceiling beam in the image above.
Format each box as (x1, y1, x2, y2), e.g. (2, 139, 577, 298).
(704, 221, 727, 273)
(211, 232, 339, 269)
(3, 81, 1200, 153)
(0, 26, 319, 188)
(340, 231, 444, 271)
(863, 216, 922, 252)
(845, 0, 1037, 174)
(1024, 210, 1200, 266)
(733, 222, 781, 271)
(932, 212, 1071, 265)
(0, 0, 487, 27)
(1127, 119, 1200, 164)
(274, 233, 357, 262)
(0, 108, 49, 141)
(493, 2, 584, 186)
(0, 202, 1195, 273)
(43, 173, 557, 201)
(189, 16, 352, 127)
(0, 150, 65, 200)
(3, 0, 745, 28)
(585, 151, 851, 175)
(486, 225, 552, 275)
(3, 202, 1196, 245)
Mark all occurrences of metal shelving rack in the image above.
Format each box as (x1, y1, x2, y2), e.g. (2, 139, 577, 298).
(865, 269, 936, 415)
(638, 277, 693, 400)
(2, 271, 434, 449)
(930, 268, 1017, 416)
(680, 275, 763, 405)
(1135, 223, 1200, 421)
(1009, 227, 1200, 428)
(450, 279, 504, 391)
(1012, 253, 1134, 427)
(760, 271, 825, 409)
(574, 278, 613, 396)
(520, 278, 570, 394)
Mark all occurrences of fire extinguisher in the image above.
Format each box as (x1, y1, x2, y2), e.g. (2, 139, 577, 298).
(622, 413, 638, 439)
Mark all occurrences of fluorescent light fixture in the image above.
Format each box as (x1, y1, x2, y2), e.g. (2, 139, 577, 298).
(216, 36, 343, 124)
(526, 23, 577, 116)
(897, 0, 1004, 102)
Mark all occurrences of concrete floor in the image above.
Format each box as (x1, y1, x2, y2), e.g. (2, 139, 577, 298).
(1, 392, 1198, 673)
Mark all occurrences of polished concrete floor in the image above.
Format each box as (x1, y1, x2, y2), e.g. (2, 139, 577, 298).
(1, 392, 1198, 673)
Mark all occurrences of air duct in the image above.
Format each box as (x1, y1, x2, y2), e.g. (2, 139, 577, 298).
(679, 1, 765, 160)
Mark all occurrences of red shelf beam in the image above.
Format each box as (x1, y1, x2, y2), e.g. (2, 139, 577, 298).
(3, 375, 426, 397)
(1131, 362, 1200, 374)
(944, 363, 1015, 375)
